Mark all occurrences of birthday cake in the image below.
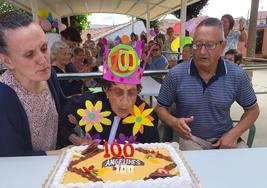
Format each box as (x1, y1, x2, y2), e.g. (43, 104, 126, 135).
(46, 143, 199, 188)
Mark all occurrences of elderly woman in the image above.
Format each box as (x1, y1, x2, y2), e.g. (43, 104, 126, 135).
(63, 44, 159, 144)
(0, 11, 85, 157)
(51, 41, 84, 96)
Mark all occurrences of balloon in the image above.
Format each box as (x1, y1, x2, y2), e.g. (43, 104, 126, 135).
(173, 23, 180, 34)
(40, 20, 52, 31)
(102, 37, 108, 45)
(115, 35, 121, 41)
(51, 20, 58, 28)
(180, 36, 193, 49)
(149, 29, 156, 37)
(113, 40, 120, 46)
(121, 35, 130, 44)
(185, 19, 196, 33)
(58, 22, 67, 31)
(182, 36, 193, 48)
(171, 37, 180, 52)
(47, 12, 53, 22)
(38, 8, 49, 20)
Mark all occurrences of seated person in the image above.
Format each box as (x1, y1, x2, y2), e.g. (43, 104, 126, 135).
(63, 44, 159, 144)
(156, 18, 259, 150)
(51, 41, 84, 96)
(145, 42, 168, 83)
(225, 49, 243, 65)
(177, 44, 193, 64)
(0, 11, 86, 157)
(71, 47, 91, 73)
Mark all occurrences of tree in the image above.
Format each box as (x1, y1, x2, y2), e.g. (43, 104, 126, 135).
(0, 1, 31, 15)
(0, 0, 18, 13)
(62, 14, 90, 33)
(172, 0, 209, 20)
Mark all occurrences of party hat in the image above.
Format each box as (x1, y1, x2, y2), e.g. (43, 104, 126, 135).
(103, 44, 144, 84)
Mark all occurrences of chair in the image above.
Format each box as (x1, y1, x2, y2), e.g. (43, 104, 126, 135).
(233, 120, 256, 148)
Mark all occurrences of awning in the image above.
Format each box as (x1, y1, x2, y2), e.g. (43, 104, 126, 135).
(7, 0, 201, 20)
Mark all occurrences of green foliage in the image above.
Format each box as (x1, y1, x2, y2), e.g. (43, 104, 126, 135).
(62, 14, 90, 33)
(0, 0, 17, 13)
(172, 0, 209, 20)
(137, 18, 161, 29)
(0, 1, 31, 16)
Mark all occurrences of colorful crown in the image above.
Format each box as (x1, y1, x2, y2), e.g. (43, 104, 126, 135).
(103, 44, 144, 84)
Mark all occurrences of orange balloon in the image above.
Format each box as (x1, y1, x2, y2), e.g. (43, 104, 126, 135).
(121, 35, 130, 44)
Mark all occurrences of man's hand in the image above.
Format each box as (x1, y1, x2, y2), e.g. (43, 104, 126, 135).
(212, 132, 239, 149)
(174, 116, 194, 140)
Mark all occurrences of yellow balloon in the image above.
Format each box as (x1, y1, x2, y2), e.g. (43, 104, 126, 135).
(171, 37, 180, 52)
(38, 8, 49, 20)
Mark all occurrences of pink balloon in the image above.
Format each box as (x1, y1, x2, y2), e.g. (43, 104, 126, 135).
(102, 37, 108, 45)
(58, 23, 67, 31)
(40, 20, 52, 31)
(173, 23, 180, 34)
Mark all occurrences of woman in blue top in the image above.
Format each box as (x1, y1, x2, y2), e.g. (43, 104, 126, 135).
(221, 14, 247, 55)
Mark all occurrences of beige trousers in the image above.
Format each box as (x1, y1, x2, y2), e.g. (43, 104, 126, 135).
(179, 135, 248, 150)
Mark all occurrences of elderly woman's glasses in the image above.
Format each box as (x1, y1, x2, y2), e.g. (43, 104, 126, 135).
(109, 88, 138, 98)
(192, 41, 223, 50)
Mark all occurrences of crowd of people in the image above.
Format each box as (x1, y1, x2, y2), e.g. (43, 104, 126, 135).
(0, 10, 259, 157)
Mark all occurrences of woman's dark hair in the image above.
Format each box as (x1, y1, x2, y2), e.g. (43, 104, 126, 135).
(0, 11, 32, 54)
(60, 27, 82, 43)
(100, 79, 142, 93)
(221, 14, 235, 30)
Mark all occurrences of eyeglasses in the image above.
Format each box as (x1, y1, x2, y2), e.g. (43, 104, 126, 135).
(152, 48, 160, 52)
(192, 41, 223, 50)
(109, 88, 139, 98)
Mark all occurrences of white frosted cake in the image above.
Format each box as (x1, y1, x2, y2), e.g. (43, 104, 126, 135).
(45, 143, 200, 188)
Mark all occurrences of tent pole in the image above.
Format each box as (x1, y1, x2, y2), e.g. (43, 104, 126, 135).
(146, 3, 150, 41)
(30, 0, 39, 22)
(131, 16, 134, 33)
(180, 0, 187, 38)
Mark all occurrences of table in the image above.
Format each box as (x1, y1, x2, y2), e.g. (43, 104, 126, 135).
(1, 148, 267, 188)
(184, 147, 267, 188)
(140, 76, 161, 105)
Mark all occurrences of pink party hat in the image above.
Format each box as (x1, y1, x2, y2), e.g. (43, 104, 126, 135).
(103, 44, 145, 84)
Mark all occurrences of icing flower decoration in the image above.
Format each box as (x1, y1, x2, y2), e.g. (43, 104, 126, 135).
(122, 102, 154, 136)
(77, 100, 112, 133)
(82, 165, 108, 177)
(85, 133, 102, 144)
(118, 133, 138, 144)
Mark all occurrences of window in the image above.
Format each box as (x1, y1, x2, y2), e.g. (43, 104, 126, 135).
(256, 29, 264, 53)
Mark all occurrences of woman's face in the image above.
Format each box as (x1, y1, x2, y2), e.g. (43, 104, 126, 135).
(221, 17, 230, 31)
(105, 83, 138, 118)
(56, 48, 71, 65)
(1, 23, 51, 82)
(74, 51, 85, 62)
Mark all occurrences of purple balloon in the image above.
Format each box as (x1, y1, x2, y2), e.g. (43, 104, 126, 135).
(113, 40, 120, 46)
(51, 20, 58, 28)
(149, 29, 156, 37)
(185, 19, 196, 33)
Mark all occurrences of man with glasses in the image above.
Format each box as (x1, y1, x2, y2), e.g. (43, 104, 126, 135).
(156, 18, 259, 150)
